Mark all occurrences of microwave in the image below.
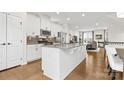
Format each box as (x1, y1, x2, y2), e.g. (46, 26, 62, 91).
(40, 29, 51, 36)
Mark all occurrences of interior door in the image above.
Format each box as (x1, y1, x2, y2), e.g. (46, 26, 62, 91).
(0, 13, 7, 70)
(6, 14, 22, 68)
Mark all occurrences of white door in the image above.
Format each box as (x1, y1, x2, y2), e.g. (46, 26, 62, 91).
(0, 13, 7, 70)
(6, 14, 22, 68)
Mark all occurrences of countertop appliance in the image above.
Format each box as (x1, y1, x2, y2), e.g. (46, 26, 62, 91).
(40, 29, 51, 36)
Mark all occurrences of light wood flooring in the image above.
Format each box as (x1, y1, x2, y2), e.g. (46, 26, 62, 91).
(0, 48, 123, 80)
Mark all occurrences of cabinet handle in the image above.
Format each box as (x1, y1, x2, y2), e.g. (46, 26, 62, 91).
(36, 48, 38, 51)
(0, 43, 6, 45)
(8, 43, 12, 45)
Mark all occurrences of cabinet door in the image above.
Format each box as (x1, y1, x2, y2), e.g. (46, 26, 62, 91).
(27, 45, 35, 62)
(46, 19, 51, 31)
(37, 44, 42, 58)
(33, 16, 40, 35)
(41, 16, 51, 31)
(34, 45, 42, 59)
(0, 13, 6, 70)
(51, 23, 56, 37)
(6, 14, 22, 68)
(52, 24, 58, 37)
(27, 14, 40, 36)
(40, 17, 46, 30)
(27, 45, 41, 62)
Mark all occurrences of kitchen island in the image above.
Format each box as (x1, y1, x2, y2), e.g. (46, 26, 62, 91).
(41, 43, 86, 80)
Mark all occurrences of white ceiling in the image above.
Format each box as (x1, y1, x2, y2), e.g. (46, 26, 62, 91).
(34, 12, 124, 30)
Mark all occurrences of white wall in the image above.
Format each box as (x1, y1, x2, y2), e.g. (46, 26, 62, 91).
(77, 17, 124, 42)
(108, 21, 124, 42)
(76, 28, 106, 43)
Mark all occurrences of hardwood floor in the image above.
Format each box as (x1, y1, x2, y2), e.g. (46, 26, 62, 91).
(65, 49, 123, 80)
(0, 48, 123, 80)
(0, 60, 43, 80)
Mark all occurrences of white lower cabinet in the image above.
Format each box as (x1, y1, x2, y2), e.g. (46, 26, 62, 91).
(42, 46, 86, 80)
(27, 44, 42, 62)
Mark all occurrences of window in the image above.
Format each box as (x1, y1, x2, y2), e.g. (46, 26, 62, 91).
(83, 31, 93, 44)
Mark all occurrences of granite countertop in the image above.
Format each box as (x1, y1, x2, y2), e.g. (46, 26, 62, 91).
(27, 43, 44, 45)
(116, 49, 124, 61)
(42, 43, 84, 49)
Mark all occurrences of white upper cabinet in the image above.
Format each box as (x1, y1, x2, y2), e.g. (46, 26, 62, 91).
(40, 15, 64, 37)
(26, 13, 40, 36)
(40, 16, 51, 31)
(40, 16, 47, 30)
(46, 18, 51, 31)
(51, 23, 64, 37)
(51, 23, 56, 37)
(59, 25, 63, 32)
(55, 24, 62, 33)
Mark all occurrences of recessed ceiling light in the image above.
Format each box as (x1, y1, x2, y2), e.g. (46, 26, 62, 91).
(67, 18, 71, 21)
(96, 22, 99, 26)
(56, 12, 60, 15)
(117, 12, 124, 18)
(82, 13, 85, 16)
(75, 26, 79, 29)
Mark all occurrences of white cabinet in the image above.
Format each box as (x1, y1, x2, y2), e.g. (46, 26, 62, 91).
(40, 16, 52, 31)
(27, 44, 42, 62)
(6, 14, 23, 69)
(26, 13, 40, 36)
(51, 23, 62, 37)
(37, 44, 42, 58)
(0, 13, 6, 70)
(42, 46, 86, 80)
(45, 18, 50, 30)
(51, 23, 57, 37)
(46, 19, 51, 31)
(40, 17, 47, 30)
(0, 13, 23, 71)
(40, 15, 64, 37)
